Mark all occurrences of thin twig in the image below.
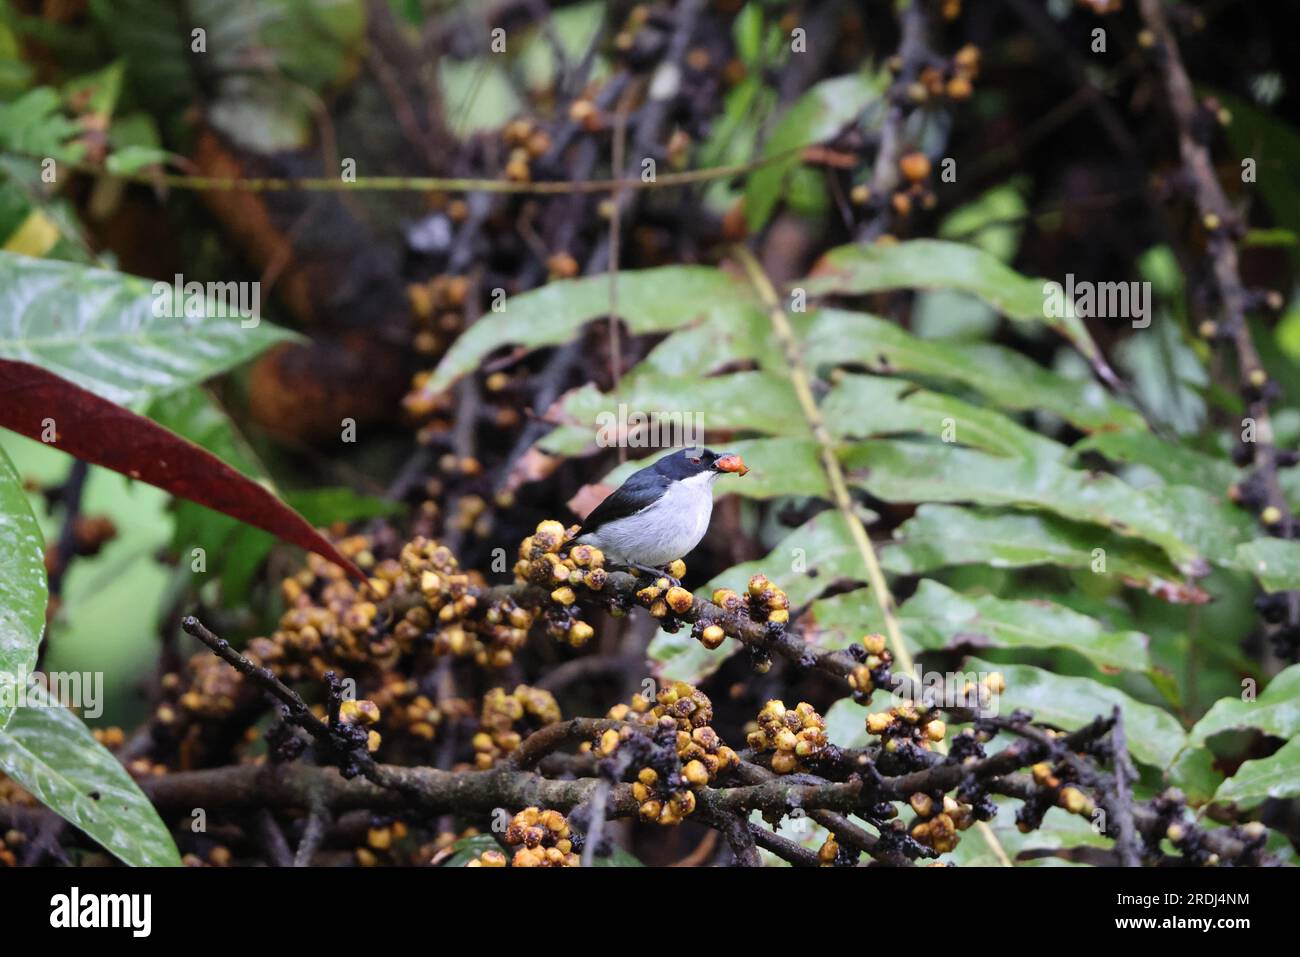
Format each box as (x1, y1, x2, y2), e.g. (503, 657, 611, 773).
(733, 245, 913, 677)
(1109, 706, 1142, 867)
(47, 150, 802, 196)
(1138, 0, 1298, 614)
(294, 794, 330, 867)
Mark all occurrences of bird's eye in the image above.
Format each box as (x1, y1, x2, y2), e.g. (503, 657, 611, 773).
(688, 457, 700, 465)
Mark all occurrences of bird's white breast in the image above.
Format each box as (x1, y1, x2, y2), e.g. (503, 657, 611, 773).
(581, 470, 717, 567)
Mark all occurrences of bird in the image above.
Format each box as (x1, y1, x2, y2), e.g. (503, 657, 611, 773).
(574, 446, 748, 580)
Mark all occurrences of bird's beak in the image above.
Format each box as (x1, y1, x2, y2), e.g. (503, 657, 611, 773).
(715, 454, 749, 476)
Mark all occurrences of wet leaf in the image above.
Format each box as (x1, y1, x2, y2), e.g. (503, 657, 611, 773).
(823, 374, 1065, 461)
(1188, 663, 1300, 745)
(806, 580, 1149, 673)
(420, 268, 757, 397)
(744, 72, 884, 231)
(0, 360, 365, 580)
(840, 439, 1235, 573)
(1213, 738, 1300, 807)
(803, 240, 1104, 362)
(892, 579, 1149, 672)
(0, 442, 46, 729)
(804, 309, 1143, 433)
(1235, 538, 1300, 592)
(0, 682, 181, 866)
(963, 658, 1187, 769)
(1072, 431, 1236, 491)
(601, 438, 828, 501)
(881, 504, 1205, 603)
(0, 252, 296, 405)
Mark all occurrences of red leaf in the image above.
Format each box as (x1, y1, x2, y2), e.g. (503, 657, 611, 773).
(0, 359, 366, 581)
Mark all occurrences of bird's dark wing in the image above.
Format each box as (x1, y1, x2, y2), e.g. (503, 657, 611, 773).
(577, 468, 673, 535)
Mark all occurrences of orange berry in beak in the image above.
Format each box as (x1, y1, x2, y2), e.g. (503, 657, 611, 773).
(716, 454, 749, 476)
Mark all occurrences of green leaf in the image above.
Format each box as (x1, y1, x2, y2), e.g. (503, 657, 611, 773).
(1167, 746, 1225, 806)
(963, 659, 1186, 768)
(1139, 484, 1256, 568)
(937, 180, 1029, 263)
(0, 683, 181, 866)
(91, 0, 365, 152)
(554, 370, 808, 439)
(1072, 431, 1236, 491)
(590, 843, 644, 867)
(0, 442, 46, 729)
(840, 440, 1219, 573)
(637, 304, 773, 378)
(0, 252, 297, 405)
(440, 833, 505, 866)
(893, 580, 1149, 672)
(421, 268, 758, 397)
(744, 72, 884, 231)
(880, 505, 1204, 602)
(1213, 738, 1300, 806)
(152, 389, 396, 604)
(287, 488, 403, 525)
(803, 310, 1143, 433)
(1215, 90, 1300, 257)
(944, 800, 1111, 867)
(802, 240, 1103, 361)
(823, 691, 893, 749)
(648, 510, 874, 684)
(647, 628, 722, 687)
(105, 144, 169, 174)
(807, 580, 1150, 673)
(823, 374, 1066, 461)
(0, 86, 84, 161)
(602, 438, 828, 501)
(1188, 663, 1300, 745)
(1113, 315, 1207, 436)
(1235, 538, 1300, 592)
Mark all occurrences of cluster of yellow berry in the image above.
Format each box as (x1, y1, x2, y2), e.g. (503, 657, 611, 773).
(405, 273, 468, 366)
(866, 699, 948, 752)
(817, 834, 840, 867)
(633, 564, 692, 620)
(91, 726, 125, 748)
(908, 793, 977, 854)
(501, 116, 554, 183)
(338, 697, 384, 755)
(368, 673, 451, 744)
(515, 520, 607, 647)
(596, 682, 739, 825)
(711, 575, 791, 627)
(746, 700, 829, 774)
(1028, 761, 1096, 828)
(166, 640, 252, 729)
(0, 828, 23, 867)
(472, 685, 562, 769)
(272, 540, 398, 671)
(847, 634, 894, 699)
(466, 808, 579, 867)
(154, 529, 534, 767)
(910, 42, 980, 103)
(696, 574, 790, 666)
(181, 845, 233, 867)
(355, 819, 412, 866)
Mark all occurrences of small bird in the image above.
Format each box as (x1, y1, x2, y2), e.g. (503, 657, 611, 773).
(575, 447, 749, 579)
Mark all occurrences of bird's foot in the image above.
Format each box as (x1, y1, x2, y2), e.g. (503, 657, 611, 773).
(624, 563, 681, 588)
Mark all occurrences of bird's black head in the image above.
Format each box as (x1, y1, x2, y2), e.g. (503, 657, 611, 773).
(652, 447, 749, 480)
